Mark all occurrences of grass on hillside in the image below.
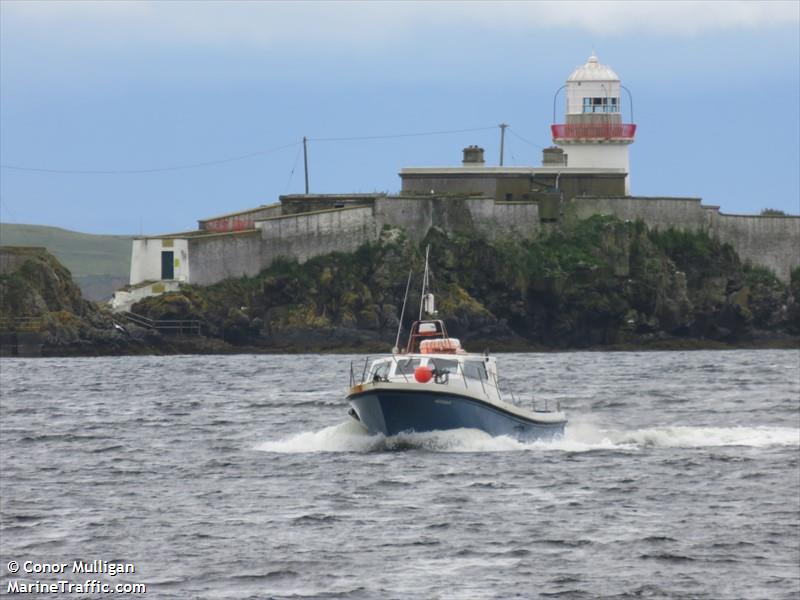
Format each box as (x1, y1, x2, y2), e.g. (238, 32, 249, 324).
(0, 223, 133, 278)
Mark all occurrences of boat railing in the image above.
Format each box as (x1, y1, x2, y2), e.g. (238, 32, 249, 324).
(350, 357, 370, 387)
(485, 372, 561, 413)
(502, 388, 562, 413)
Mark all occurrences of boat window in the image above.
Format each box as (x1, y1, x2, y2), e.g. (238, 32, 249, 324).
(429, 358, 459, 373)
(463, 361, 488, 381)
(370, 361, 390, 382)
(395, 358, 420, 376)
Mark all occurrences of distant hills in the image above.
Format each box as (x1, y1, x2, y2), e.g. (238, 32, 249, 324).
(0, 223, 132, 300)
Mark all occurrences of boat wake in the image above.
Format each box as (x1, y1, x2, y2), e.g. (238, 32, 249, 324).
(254, 418, 800, 454)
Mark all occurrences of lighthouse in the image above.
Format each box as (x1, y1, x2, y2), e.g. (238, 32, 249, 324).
(551, 54, 636, 193)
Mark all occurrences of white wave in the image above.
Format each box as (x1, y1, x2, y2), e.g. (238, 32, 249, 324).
(254, 420, 380, 453)
(613, 425, 800, 448)
(254, 418, 799, 454)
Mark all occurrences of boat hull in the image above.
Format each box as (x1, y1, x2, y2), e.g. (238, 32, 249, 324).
(348, 389, 565, 441)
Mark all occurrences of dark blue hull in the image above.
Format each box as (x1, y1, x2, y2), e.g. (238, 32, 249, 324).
(348, 389, 565, 441)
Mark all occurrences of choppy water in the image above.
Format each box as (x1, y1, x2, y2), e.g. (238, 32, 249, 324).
(1, 350, 798, 599)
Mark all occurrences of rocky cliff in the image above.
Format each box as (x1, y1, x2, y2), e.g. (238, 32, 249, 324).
(0, 247, 154, 355)
(132, 217, 799, 352)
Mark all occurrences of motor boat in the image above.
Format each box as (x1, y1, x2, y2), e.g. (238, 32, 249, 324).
(345, 248, 566, 441)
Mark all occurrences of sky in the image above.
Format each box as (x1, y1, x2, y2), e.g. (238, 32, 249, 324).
(1, 0, 798, 235)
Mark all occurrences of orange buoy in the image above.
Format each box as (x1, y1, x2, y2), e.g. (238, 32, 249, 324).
(414, 365, 433, 383)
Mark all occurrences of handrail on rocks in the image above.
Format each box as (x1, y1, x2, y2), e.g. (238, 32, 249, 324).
(119, 311, 202, 336)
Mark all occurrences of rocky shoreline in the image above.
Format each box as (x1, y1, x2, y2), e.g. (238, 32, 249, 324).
(2, 218, 798, 358)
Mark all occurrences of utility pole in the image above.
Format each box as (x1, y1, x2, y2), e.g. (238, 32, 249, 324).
(498, 123, 508, 166)
(303, 136, 309, 194)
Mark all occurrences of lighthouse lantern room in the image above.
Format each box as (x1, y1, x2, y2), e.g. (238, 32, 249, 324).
(551, 54, 636, 193)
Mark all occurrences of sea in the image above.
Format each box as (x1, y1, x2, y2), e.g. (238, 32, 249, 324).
(1, 350, 798, 600)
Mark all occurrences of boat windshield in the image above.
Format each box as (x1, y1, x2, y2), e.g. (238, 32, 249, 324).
(369, 361, 391, 382)
(428, 358, 459, 373)
(394, 358, 420, 376)
(463, 360, 488, 381)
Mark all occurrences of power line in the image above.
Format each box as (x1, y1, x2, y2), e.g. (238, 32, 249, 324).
(309, 125, 496, 142)
(0, 125, 498, 175)
(283, 145, 303, 194)
(508, 127, 547, 150)
(0, 141, 302, 175)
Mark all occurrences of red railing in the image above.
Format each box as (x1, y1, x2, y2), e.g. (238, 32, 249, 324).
(551, 123, 636, 140)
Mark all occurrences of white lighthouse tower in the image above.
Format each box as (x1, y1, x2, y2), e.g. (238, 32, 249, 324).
(551, 54, 636, 193)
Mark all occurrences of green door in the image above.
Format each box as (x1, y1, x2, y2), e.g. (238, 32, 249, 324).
(161, 251, 174, 280)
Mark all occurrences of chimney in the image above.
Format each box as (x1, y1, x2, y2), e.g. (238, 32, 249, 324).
(462, 145, 485, 166)
(542, 146, 567, 166)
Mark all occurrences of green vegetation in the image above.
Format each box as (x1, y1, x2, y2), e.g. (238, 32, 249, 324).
(760, 208, 787, 216)
(0, 248, 87, 319)
(0, 223, 133, 299)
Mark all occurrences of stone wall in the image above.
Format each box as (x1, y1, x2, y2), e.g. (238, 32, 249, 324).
(566, 196, 799, 281)
(188, 207, 379, 286)
(489, 202, 540, 238)
(257, 205, 379, 264)
(187, 230, 265, 286)
(711, 213, 800, 282)
(373, 196, 539, 240)
(375, 197, 486, 239)
(566, 196, 708, 230)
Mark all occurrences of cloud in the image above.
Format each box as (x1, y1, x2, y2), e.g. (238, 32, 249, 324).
(2, 0, 798, 50)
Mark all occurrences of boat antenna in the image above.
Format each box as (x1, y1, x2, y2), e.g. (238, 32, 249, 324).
(419, 244, 430, 320)
(393, 269, 413, 353)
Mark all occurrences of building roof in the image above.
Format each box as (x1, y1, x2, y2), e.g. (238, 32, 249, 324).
(400, 166, 627, 176)
(198, 203, 280, 223)
(567, 53, 620, 83)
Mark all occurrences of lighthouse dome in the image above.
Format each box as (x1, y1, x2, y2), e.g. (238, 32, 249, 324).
(567, 53, 619, 82)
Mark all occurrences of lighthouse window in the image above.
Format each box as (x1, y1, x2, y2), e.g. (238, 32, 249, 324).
(582, 97, 619, 114)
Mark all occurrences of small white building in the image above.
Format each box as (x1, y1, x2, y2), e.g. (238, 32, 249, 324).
(551, 53, 636, 192)
(129, 236, 192, 284)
